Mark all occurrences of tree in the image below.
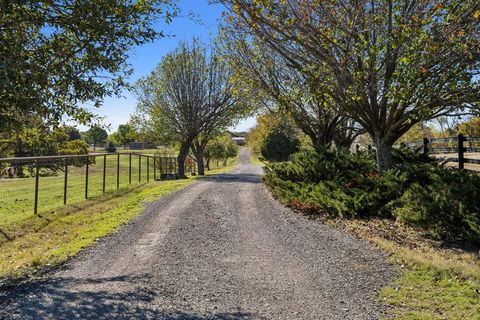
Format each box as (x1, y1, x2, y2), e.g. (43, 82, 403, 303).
(63, 126, 82, 141)
(84, 125, 108, 150)
(205, 137, 226, 169)
(246, 113, 279, 155)
(222, 0, 480, 172)
(0, 0, 176, 132)
(0, 118, 88, 175)
(223, 138, 238, 165)
(261, 122, 300, 162)
(397, 123, 435, 144)
(221, 27, 362, 151)
(458, 117, 480, 136)
(135, 40, 245, 177)
(458, 117, 480, 147)
(111, 124, 138, 149)
(203, 134, 238, 168)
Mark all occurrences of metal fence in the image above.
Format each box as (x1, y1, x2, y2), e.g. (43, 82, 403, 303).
(0, 153, 197, 216)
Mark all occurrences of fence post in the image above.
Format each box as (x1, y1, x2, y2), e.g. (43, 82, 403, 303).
(103, 154, 107, 193)
(147, 156, 150, 182)
(64, 158, 68, 205)
(153, 156, 157, 181)
(85, 156, 89, 199)
(34, 159, 39, 215)
(356, 144, 360, 153)
(129, 153, 132, 184)
(139, 155, 142, 182)
(117, 153, 120, 190)
(423, 137, 429, 154)
(458, 134, 465, 170)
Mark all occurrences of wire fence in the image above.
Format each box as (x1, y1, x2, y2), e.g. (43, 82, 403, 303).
(0, 153, 197, 219)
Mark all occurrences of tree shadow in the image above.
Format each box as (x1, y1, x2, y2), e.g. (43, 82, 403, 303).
(0, 274, 257, 320)
(204, 173, 262, 184)
(0, 229, 13, 241)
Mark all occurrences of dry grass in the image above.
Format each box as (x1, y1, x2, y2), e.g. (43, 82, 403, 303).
(434, 153, 480, 172)
(317, 216, 480, 319)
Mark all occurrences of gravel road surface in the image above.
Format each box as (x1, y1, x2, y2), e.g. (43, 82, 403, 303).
(0, 147, 392, 320)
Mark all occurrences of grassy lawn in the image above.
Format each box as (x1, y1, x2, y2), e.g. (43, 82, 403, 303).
(378, 239, 480, 319)
(0, 157, 237, 283)
(1, 154, 152, 230)
(325, 218, 480, 319)
(0, 153, 197, 232)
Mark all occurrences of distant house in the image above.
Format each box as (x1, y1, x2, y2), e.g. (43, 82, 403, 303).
(232, 137, 246, 146)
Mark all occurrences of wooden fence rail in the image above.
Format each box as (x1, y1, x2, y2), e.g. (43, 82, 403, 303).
(358, 134, 480, 171)
(421, 134, 479, 170)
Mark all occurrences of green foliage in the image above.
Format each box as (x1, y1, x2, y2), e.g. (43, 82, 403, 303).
(0, 0, 176, 131)
(111, 124, 138, 148)
(264, 147, 480, 244)
(392, 169, 480, 243)
(63, 126, 82, 141)
(246, 114, 278, 155)
(222, 0, 480, 172)
(58, 140, 89, 156)
(84, 125, 108, 149)
(261, 122, 299, 162)
(105, 141, 117, 153)
(204, 134, 239, 168)
(58, 140, 90, 167)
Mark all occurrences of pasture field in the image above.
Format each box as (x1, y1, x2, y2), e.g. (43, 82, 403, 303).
(0, 155, 154, 231)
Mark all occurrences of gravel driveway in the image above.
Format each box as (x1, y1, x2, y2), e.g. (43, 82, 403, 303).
(0, 147, 392, 320)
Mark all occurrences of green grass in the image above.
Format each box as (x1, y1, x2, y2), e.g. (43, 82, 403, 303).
(373, 238, 480, 319)
(0, 157, 237, 282)
(0, 153, 197, 232)
(248, 150, 265, 166)
(312, 218, 480, 319)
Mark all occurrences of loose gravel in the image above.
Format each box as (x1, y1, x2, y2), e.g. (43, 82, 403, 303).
(0, 148, 393, 320)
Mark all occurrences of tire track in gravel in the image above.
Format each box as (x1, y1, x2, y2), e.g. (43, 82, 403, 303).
(0, 147, 393, 320)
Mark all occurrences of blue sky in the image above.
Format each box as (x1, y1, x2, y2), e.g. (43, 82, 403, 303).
(82, 0, 255, 133)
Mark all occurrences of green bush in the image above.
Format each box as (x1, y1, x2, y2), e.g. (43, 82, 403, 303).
(58, 140, 91, 167)
(58, 140, 89, 155)
(261, 122, 299, 162)
(264, 147, 480, 244)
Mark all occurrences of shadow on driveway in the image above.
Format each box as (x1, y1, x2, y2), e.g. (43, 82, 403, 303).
(204, 173, 262, 184)
(0, 274, 257, 320)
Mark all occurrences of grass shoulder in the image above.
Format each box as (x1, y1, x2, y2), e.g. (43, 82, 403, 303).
(248, 151, 265, 166)
(0, 158, 237, 285)
(314, 217, 480, 319)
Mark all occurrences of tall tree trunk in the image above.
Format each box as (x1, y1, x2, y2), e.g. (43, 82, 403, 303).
(13, 133, 25, 177)
(191, 139, 208, 176)
(177, 141, 191, 179)
(196, 151, 205, 176)
(373, 135, 393, 173)
(206, 157, 210, 171)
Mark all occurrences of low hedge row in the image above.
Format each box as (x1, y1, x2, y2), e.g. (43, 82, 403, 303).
(263, 148, 480, 244)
